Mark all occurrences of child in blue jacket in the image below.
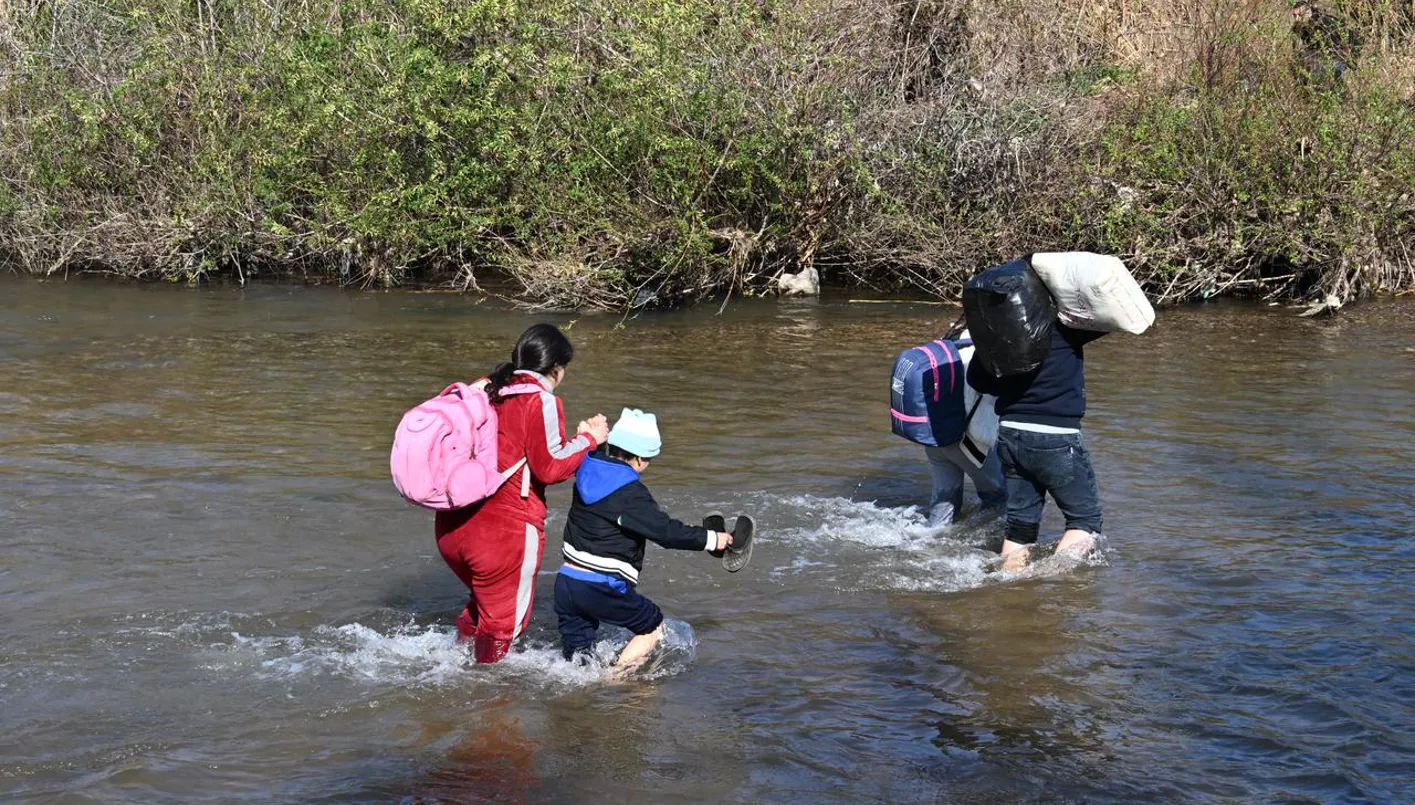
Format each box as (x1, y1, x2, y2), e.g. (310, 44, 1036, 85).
(555, 408, 733, 674)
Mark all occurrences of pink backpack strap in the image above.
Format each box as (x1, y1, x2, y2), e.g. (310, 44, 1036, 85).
(933, 340, 958, 398)
(476, 379, 539, 497)
(498, 382, 542, 398)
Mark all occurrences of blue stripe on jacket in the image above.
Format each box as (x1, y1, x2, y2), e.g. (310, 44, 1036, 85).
(557, 563, 630, 594)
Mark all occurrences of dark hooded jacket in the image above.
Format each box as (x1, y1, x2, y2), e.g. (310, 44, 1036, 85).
(560, 453, 712, 585)
(967, 323, 1106, 429)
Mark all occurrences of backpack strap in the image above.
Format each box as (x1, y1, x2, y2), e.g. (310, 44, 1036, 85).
(498, 383, 542, 398)
(931, 340, 958, 400)
(498, 457, 530, 499)
(964, 393, 984, 425)
(468, 378, 541, 398)
(959, 394, 990, 466)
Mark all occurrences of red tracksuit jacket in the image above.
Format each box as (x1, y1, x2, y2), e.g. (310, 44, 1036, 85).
(434, 371, 597, 653)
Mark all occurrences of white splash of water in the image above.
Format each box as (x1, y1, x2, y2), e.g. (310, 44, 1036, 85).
(873, 551, 994, 593)
(197, 618, 699, 689)
(766, 556, 833, 580)
(755, 494, 1106, 593)
(773, 494, 945, 549)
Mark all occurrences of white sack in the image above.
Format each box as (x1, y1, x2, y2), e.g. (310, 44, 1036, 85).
(1030, 252, 1155, 334)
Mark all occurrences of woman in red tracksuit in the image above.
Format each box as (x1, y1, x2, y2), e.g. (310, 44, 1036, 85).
(435, 324, 609, 663)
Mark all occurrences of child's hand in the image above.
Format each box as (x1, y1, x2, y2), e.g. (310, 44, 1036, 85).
(577, 414, 608, 441)
(714, 531, 734, 552)
(586, 414, 610, 445)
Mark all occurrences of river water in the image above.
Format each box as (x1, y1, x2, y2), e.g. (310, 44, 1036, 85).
(2, 279, 1412, 804)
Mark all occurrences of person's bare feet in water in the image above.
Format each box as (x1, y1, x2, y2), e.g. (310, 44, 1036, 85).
(1055, 529, 1096, 558)
(998, 539, 1031, 573)
(610, 623, 665, 680)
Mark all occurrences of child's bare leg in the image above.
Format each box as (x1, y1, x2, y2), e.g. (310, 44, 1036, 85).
(612, 623, 665, 677)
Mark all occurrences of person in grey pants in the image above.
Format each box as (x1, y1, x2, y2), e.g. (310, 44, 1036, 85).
(923, 316, 1006, 527)
(925, 443, 1006, 527)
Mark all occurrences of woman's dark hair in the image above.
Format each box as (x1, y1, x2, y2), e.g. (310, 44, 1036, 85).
(485, 323, 575, 402)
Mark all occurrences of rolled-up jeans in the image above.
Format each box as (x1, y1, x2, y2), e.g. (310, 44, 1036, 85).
(995, 426, 1103, 544)
(924, 443, 1007, 527)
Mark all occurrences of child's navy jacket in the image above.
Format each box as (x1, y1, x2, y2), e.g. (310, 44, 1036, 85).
(560, 453, 712, 585)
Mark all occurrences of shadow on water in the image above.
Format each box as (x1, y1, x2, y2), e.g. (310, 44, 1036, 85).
(380, 681, 744, 805)
(394, 701, 542, 805)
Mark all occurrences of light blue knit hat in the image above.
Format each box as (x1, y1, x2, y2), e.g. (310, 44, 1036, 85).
(607, 407, 661, 459)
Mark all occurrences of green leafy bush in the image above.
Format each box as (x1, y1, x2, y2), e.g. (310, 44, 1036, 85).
(1, 0, 1411, 307)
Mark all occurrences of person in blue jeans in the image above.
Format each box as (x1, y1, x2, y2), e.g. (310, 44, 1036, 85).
(555, 408, 733, 675)
(966, 322, 1106, 571)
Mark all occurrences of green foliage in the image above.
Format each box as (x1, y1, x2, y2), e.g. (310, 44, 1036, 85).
(0, 0, 799, 295)
(1069, 75, 1415, 300)
(0, 0, 1411, 305)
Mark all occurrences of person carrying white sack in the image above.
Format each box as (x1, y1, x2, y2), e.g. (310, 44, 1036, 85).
(962, 251, 1154, 571)
(923, 316, 1007, 527)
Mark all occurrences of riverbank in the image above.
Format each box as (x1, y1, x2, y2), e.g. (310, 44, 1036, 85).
(2, 1, 1413, 309)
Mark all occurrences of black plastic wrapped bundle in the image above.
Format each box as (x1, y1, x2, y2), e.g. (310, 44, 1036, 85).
(962, 257, 1057, 377)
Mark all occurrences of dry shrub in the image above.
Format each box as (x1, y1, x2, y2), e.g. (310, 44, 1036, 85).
(0, 0, 1411, 307)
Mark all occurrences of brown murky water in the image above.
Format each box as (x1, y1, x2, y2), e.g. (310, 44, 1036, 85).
(2, 278, 1413, 804)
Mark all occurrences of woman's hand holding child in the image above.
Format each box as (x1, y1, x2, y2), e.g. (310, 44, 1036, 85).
(577, 414, 610, 445)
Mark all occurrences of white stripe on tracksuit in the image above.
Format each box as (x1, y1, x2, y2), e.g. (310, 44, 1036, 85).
(539, 391, 591, 460)
(512, 523, 539, 638)
(562, 544, 641, 584)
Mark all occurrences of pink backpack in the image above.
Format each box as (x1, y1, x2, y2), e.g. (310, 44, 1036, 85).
(390, 379, 538, 510)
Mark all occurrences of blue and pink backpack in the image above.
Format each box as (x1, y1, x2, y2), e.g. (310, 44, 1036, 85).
(890, 339, 978, 447)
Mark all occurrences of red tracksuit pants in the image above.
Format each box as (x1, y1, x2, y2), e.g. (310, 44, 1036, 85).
(436, 507, 546, 664)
